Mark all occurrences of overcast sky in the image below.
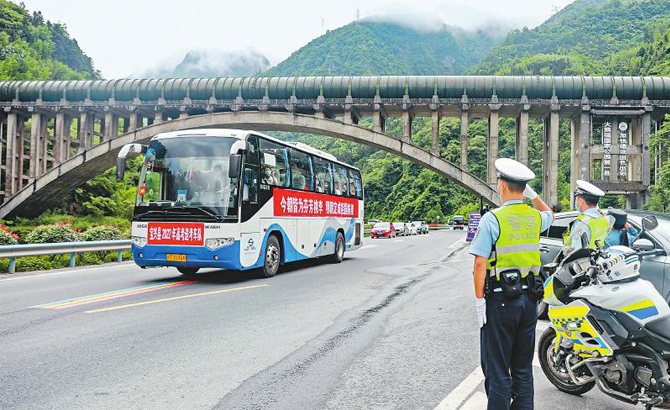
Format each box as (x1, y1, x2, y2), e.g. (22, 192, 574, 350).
(22, 0, 575, 79)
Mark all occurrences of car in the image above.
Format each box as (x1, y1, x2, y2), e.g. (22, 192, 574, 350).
(407, 222, 418, 235)
(452, 215, 465, 230)
(412, 221, 429, 234)
(370, 222, 396, 238)
(537, 210, 670, 318)
(394, 222, 408, 236)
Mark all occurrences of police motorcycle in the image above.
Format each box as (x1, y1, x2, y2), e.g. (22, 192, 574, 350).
(538, 215, 670, 409)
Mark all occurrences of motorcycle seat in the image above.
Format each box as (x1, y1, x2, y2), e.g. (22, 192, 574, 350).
(645, 315, 670, 340)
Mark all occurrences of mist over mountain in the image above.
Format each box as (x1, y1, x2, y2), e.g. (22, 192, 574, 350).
(134, 49, 271, 78)
(262, 19, 506, 76)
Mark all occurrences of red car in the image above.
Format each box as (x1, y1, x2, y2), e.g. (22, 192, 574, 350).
(371, 222, 396, 238)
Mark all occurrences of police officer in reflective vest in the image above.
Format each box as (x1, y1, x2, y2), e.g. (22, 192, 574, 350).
(563, 180, 613, 254)
(470, 158, 553, 410)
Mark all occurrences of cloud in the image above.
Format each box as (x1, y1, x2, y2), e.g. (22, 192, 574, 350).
(361, 4, 446, 32)
(132, 48, 271, 78)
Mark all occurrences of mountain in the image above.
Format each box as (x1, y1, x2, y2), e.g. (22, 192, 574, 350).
(263, 20, 504, 76)
(0, 0, 97, 80)
(135, 49, 271, 78)
(471, 0, 670, 75)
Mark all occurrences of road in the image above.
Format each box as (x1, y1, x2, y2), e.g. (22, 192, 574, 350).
(1, 230, 629, 410)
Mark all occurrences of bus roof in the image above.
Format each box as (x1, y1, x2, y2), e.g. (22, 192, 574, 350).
(151, 128, 358, 171)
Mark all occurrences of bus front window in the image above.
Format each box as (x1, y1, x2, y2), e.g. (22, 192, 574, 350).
(136, 137, 239, 216)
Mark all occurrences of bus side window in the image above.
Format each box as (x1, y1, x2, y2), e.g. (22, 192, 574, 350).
(243, 166, 258, 203)
(289, 148, 313, 191)
(259, 137, 288, 187)
(333, 164, 348, 196)
(313, 156, 332, 194)
(349, 169, 363, 199)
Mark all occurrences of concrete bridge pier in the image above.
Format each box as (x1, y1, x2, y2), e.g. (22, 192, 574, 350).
(486, 105, 500, 185)
(460, 107, 469, 170)
(543, 109, 560, 208)
(431, 109, 441, 156)
(515, 109, 529, 166)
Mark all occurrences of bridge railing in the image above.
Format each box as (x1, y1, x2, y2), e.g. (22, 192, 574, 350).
(0, 240, 131, 274)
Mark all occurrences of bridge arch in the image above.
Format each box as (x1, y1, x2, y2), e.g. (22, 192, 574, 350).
(0, 111, 499, 218)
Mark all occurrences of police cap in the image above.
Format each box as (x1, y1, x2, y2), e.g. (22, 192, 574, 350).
(608, 208, 628, 229)
(494, 158, 535, 184)
(575, 180, 605, 203)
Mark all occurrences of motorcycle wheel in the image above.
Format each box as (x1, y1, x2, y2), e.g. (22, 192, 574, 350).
(538, 327, 596, 395)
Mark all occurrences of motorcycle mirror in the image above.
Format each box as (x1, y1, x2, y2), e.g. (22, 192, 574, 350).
(641, 215, 658, 232)
(580, 232, 589, 249)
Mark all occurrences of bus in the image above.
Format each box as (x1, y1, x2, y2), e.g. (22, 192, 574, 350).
(116, 129, 364, 278)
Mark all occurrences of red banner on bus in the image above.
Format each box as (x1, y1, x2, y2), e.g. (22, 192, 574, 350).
(147, 223, 204, 246)
(273, 188, 359, 218)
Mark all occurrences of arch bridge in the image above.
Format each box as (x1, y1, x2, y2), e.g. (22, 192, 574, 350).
(1, 75, 669, 218)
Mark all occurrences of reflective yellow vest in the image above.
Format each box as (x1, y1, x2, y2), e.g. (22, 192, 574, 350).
(486, 203, 542, 280)
(564, 213, 610, 249)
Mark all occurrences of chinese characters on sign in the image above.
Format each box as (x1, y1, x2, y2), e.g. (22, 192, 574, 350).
(466, 212, 481, 243)
(273, 188, 359, 218)
(603, 121, 612, 179)
(147, 223, 204, 246)
(618, 122, 628, 179)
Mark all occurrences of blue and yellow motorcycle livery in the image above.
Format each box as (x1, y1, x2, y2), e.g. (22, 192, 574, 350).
(539, 216, 670, 409)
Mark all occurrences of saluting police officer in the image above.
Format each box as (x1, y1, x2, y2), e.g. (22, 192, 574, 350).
(470, 158, 553, 410)
(563, 180, 613, 254)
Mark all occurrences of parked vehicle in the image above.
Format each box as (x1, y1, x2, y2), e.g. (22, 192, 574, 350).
(407, 222, 418, 235)
(452, 215, 465, 230)
(538, 215, 670, 408)
(370, 222, 396, 239)
(413, 221, 429, 234)
(538, 211, 670, 318)
(394, 222, 408, 236)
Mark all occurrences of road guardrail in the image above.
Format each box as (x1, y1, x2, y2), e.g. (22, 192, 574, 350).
(0, 240, 131, 274)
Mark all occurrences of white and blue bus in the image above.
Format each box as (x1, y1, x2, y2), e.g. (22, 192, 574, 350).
(117, 129, 364, 277)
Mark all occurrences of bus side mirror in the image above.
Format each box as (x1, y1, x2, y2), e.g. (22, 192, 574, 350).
(229, 154, 242, 179)
(116, 143, 146, 180)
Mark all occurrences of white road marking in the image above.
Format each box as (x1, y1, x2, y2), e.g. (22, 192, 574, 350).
(433, 366, 484, 410)
(0, 262, 136, 282)
(459, 391, 488, 410)
(448, 237, 467, 249)
(358, 245, 378, 250)
(393, 239, 403, 243)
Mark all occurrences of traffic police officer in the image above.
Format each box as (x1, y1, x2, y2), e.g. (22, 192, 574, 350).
(470, 158, 553, 410)
(563, 180, 613, 253)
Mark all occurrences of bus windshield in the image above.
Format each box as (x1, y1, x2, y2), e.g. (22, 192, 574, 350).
(136, 137, 239, 217)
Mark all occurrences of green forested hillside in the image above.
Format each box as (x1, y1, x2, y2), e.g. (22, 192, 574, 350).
(471, 0, 670, 76)
(0, 0, 97, 80)
(263, 20, 502, 76)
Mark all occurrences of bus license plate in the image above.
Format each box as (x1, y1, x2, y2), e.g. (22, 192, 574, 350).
(166, 254, 186, 262)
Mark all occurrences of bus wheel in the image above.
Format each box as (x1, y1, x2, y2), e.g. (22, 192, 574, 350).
(177, 267, 199, 276)
(331, 232, 345, 263)
(263, 235, 281, 278)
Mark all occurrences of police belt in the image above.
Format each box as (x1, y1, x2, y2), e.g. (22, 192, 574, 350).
(486, 270, 534, 296)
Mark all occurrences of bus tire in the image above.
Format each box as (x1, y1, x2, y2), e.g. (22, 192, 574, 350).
(262, 235, 281, 278)
(331, 231, 345, 263)
(177, 267, 199, 276)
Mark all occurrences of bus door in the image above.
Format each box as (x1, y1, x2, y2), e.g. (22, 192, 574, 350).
(240, 136, 261, 267)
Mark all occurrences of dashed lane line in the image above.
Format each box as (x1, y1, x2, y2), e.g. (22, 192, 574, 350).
(459, 391, 488, 410)
(85, 284, 269, 313)
(433, 366, 484, 410)
(358, 245, 378, 250)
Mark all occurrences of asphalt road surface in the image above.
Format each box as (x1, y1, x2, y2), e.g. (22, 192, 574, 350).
(1, 230, 630, 409)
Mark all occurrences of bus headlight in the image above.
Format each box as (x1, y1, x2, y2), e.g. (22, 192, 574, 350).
(132, 236, 147, 247)
(205, 237, 235, 250)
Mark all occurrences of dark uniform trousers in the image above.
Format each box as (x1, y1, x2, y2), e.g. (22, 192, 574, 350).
(480, 292, 538, 410)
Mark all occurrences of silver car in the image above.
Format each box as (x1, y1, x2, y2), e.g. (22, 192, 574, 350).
(537, 211, 670, 317)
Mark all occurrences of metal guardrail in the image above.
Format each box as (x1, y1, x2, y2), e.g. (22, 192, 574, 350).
(0, 240, 131, 274)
